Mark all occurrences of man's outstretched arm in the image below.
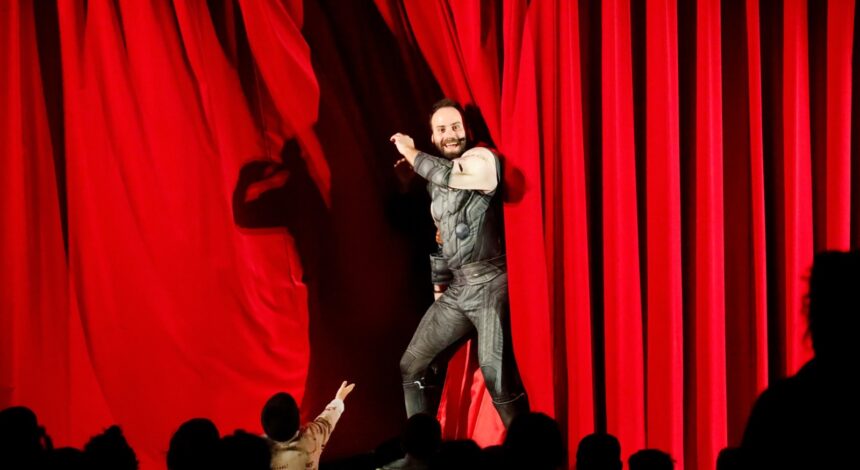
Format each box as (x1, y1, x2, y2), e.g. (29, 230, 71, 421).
(390, 133, 498, 192)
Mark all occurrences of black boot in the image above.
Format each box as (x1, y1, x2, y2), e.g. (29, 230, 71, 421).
(493, 393, 530, 428)
(403, 380, 443, 417)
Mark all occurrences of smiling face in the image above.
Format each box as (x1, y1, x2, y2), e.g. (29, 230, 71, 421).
(430, 106, 468, 159)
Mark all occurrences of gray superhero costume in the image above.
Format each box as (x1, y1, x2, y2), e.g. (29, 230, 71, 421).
(399, 150, 529, 428)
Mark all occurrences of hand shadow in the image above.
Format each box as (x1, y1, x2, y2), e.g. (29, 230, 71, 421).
(232, 138, 331, 282)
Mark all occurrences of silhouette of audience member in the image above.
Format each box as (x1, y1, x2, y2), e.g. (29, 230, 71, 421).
(377, 413, 441, 470)
(431, 439, 482, 470)
(0, 406, 50, 469)
(83, 425, 138, 470)
(503, 412, 565, 470)
(263, 381, 355, 470)
(741, 250, 860, 468)
(373, 435, 405, 470)
(628, 449, 673, 470)
(480, 444, 505, 469)
(220, 430, 270, 470)
(715, 447, 748, 470)
(576, 433, 622, 470)
(167, 418, 221, 470)
(46, 447, 86, 470)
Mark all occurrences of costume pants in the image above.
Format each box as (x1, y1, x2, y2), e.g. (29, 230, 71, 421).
(400, 257, 529, 428)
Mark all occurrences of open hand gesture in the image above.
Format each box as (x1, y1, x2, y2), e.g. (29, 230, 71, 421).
(335, 381, 355, 401)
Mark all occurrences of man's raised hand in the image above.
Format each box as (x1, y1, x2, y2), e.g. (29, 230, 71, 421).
(390, 133, 419, 164)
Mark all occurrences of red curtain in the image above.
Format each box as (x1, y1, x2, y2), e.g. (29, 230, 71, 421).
(6, 0, 319, 466)
(1, 0, 71, 443)
(377, 0, 858, 468)
(645, 0, 684, 461)
(3, 1, 860, 470)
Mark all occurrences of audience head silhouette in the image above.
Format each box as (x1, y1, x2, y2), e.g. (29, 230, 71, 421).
(716, 447, 748, 470)
(83, 425, 138, 470)
(740, 250, 860, 469)
(262, 392, 300, 442)
(502, 412, 564, 469)
(220, 430, 270, 470)
(628, 449, 673, 470)
(401, 413, 441, 460)
(576, 433, 622, 470)
(806, 250, 860, 363)
(167, 418, 220, 470)
(0, 406, 49, 466)
(432, 439, 482, 470)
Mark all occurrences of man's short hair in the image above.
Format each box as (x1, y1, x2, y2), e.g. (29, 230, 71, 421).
(261, 392, 300, 442)
(429, 98, 467, 127)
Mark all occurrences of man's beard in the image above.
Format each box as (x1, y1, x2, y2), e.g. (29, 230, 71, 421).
(435, 137, 468, 159)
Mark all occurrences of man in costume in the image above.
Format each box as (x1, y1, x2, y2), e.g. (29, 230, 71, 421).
(390, 99, 529, 428)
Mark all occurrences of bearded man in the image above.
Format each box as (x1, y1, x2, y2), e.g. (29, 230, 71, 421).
(390, 99, 529, 428)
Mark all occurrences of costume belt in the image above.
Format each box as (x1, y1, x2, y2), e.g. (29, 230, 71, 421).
(451, 255, 506, 285)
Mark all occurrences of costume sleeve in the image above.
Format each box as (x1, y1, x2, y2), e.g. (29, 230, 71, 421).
(413, 152, 454, 187)
(413, 147, 499, 192)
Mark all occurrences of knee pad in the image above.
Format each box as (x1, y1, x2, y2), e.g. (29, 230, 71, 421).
(400, 350, 422, 381)
(480, 365, 502, 397)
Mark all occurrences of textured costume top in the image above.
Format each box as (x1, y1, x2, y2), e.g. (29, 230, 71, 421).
(413, 147, 504, 271)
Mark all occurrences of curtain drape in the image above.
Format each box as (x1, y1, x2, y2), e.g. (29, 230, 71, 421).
(376, 0, 858, 468)
(1, 0, 71, 442)
(3, 1, 859, 469)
